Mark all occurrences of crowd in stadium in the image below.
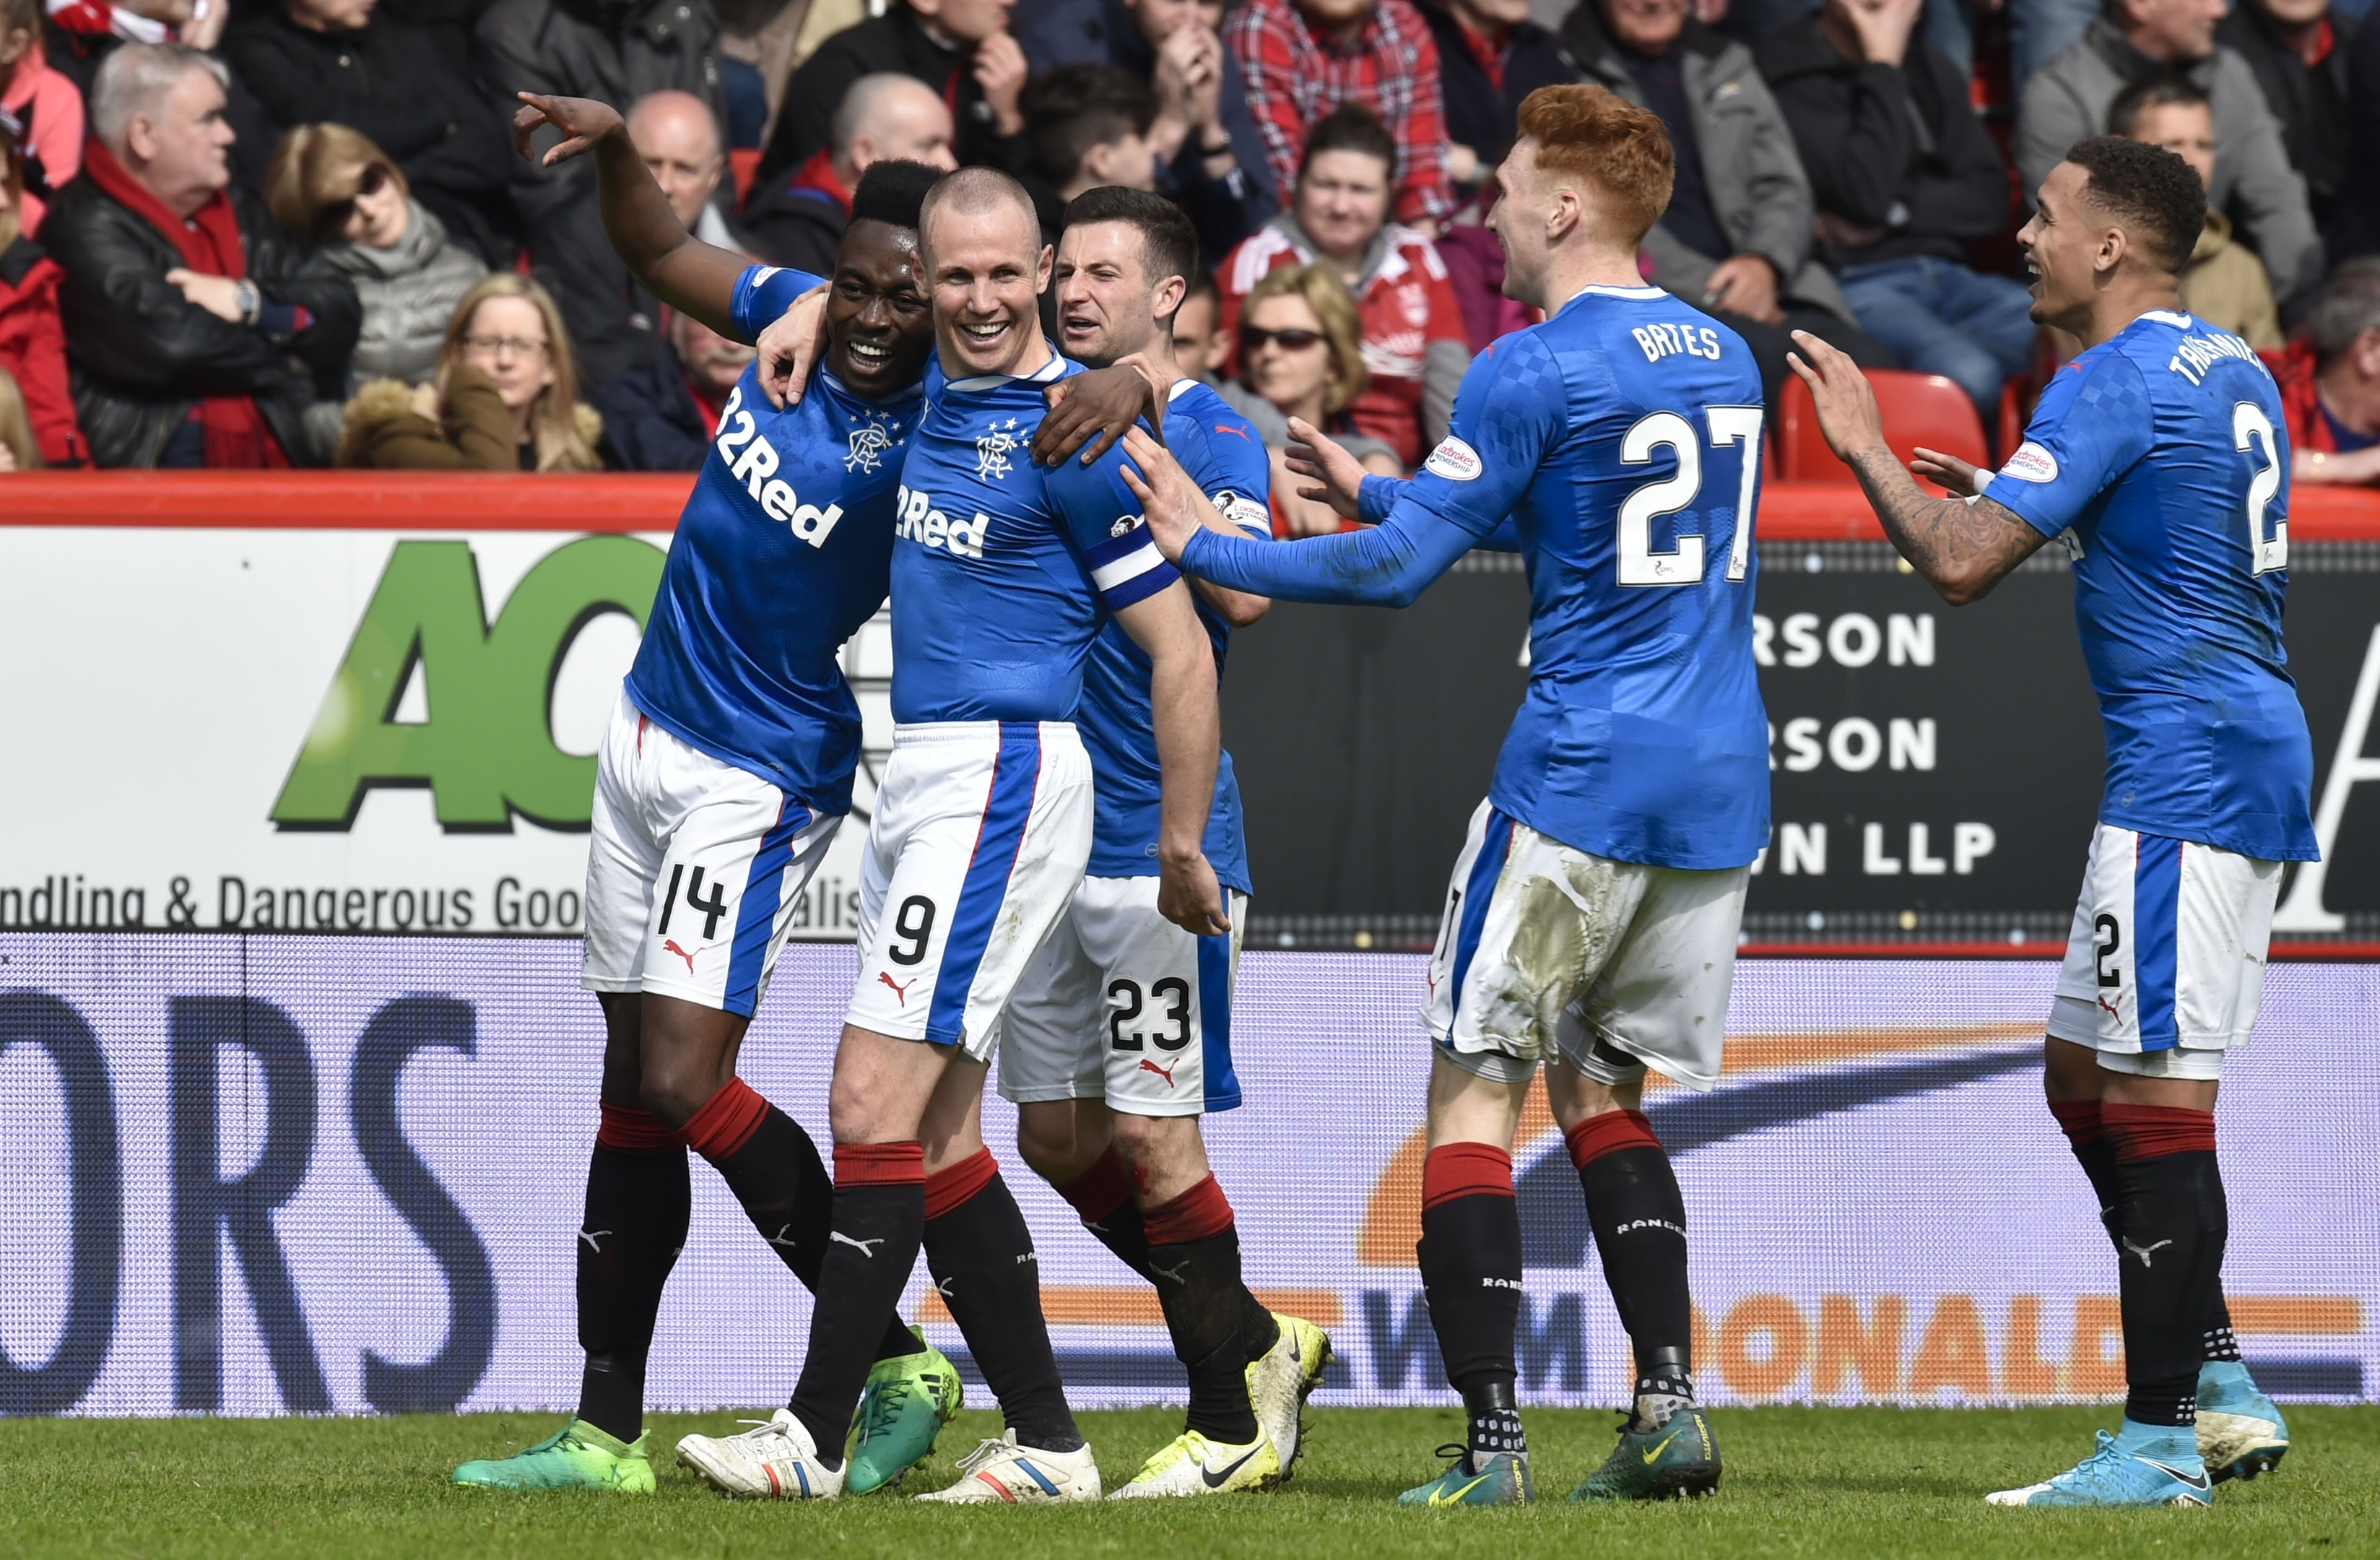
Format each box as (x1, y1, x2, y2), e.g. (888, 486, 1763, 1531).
(1, 0, 2379, 502)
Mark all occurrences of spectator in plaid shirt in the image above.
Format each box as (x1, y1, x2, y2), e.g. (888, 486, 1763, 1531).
(1228, 0, 1454, 228)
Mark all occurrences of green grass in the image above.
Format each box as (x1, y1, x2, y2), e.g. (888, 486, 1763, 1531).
(3, 1406, 2375, 1560)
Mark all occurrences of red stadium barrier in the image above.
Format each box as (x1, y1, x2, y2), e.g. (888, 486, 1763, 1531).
(7, 470, 2380, 540)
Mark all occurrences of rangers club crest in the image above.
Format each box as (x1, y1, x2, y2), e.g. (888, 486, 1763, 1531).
(845, 417, 898, 474)
(976, 417, 1022, 482)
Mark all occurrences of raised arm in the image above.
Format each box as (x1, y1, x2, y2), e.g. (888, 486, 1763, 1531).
(1788, 330, 2047, 605)
(1111, 581, 1229, 937)
(512, 92, 749, 342)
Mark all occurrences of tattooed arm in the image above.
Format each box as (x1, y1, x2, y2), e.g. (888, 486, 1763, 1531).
(1786, 331, 2047, 605)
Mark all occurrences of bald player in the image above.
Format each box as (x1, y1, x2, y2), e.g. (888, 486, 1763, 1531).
(747, 74, 961, 277)
(670, 166, 1228, 1506)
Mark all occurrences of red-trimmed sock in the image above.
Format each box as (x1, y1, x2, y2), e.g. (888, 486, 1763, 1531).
(1417, 1143, 1526, 1465)
(1144, 1175, 1259, 1443)
(786, 1142, 926, 1462)
(575, 1105, 691, 1443)
(922, 1150, 1082, 1451)
(2103, 1104, 2225, 1427)
(677, 1078, 918, 1362)
(1056, 1145, 1280, 1363)
(1568, 1109, 1696, 1429)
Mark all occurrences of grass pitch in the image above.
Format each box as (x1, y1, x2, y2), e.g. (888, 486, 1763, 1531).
(4, 1405, 2374, 1560)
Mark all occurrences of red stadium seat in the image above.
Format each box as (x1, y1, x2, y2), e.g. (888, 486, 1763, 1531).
(1776, 369, 1991, 488)
(730, 148, 762, 209)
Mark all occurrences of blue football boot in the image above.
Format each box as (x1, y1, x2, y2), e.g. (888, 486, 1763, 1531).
(2197, 1359, 2289, 1483)
(1985, 1421, 2212, 1508)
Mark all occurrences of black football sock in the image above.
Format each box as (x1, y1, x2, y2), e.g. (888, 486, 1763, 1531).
(786, 1143, 926, 1463)
(2104, 1105, 2225, 1428)
(1056, 1146, 1279, 1361)
(574, 1106, 692, 1444)
(2049, 1098, 2126, 1249)
(1416, 1143, 1524, 1468)
(674, 1080, 921, 1364)
(2205, 1296, 2243, 1364)
(1568, 1112, 1696, 1431)
(1144, 1176, 1259, 1444)
(924, 1150, 1083, 1452)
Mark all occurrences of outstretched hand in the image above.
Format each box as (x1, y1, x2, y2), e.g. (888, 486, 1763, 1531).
(1785, 329, 1890, 464)
(1909, 446, 1984, 496)
(1283, 416, 1368, 521)
(1117, 425, 1204, 564)
(513, 92, 624, 168)
(1034, 360, 1167, 467)
(755, 287, 830, 410)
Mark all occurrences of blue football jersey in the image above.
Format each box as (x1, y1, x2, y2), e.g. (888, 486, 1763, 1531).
(1981, 309, 2316, 861)
(623, 264, 921, 815)
(1077, 379, 1274, 892)
(1178, 285, 1771, 871)
(887, 347, 1183, 724)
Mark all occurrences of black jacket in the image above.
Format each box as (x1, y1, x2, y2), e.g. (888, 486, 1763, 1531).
(222, 8, 516, 263)
(757, 4, 1029, 187)
(2331, 10, 2380, 262)
(743, 179, 847, 276)
(1416, 2, 1582, 175)
(2218, 3, 2351, 222)
(1756, 17, 2011, 270)
(476, 0, 725, 389)
(38, 178, 360, 468)
(595, 340, 710, 469)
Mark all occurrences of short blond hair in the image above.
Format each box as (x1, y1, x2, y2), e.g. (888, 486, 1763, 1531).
(1516, 84, 1675, 248)
(265, 123, 412, 243)
(439, 274, 600, 472)
(1241, 264, 1368, 414)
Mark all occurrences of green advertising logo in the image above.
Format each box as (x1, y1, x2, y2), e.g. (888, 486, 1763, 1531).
(274, 537, 666, 831)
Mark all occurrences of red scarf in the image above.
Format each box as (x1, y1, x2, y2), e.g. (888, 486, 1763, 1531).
(80, 138, 288, 469)
(789, 145, 854, 217)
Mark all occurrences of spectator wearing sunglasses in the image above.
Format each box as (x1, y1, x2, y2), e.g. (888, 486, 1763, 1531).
(1218, 261, 1402, 535)
(1216, 104, 1469, 468)
(266, 124, 486, 388)
(222, 0, 512, 264)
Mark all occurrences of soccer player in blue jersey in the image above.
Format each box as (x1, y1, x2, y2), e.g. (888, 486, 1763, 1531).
(672, 167, 1229, 1506)
(1790, 136, 2314, 1509)
(1134, 84, 1766, 1507)
(445, 95, 962, 1494)
(986, 186, 1331, 1496)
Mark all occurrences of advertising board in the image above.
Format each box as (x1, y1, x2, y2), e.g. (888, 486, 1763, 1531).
(3, 937, 2370, 1416)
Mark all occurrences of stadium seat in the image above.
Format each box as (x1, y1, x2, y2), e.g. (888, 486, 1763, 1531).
(731, 148, 762, 208)
(1776, 369, 1991, 487)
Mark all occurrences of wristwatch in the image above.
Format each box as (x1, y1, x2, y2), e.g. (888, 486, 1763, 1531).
(235, 278, 261, 326)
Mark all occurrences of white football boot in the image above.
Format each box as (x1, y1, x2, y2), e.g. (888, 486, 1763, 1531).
(913, 1429, 1103, 1504)
(1247, 1312, 1332, 1475)
(674, 1408, 844, 1499)
(1108, 1429, 1281, 1498)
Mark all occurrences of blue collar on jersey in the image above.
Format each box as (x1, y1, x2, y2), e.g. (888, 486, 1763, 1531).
(945, 342, 1070, 394)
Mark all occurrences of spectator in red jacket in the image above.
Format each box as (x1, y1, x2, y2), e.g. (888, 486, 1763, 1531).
(0, 104, 84, 464)
(1228, 0, 1455, 228)
(1216, 105, 1467, 467)
(2264, 256, 2380, 485)
(1, 0, 84, 237)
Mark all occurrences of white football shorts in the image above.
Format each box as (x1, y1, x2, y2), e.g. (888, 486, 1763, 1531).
(583, 691, 844, 1018)
(995, 876, 1250, 1117)
(843, 720, 1095, 1057)
(1423, 799, 1747, 1092)
(2046, 823, 2281, 1080)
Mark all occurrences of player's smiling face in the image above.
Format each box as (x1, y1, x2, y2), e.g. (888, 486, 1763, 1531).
(1054, 220, 1181, 366)
(825, 219, 934, 399)
(924, 198, 1054, 377)
(2017, 162, 2101, 336)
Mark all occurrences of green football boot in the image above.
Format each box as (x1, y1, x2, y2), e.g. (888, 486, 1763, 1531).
(453, 1419, 655, 1492)
(844, 1328, 965, 1494)
(1397, 1444, 1534, 1507)
(1571, 1407, 1721, 1502)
